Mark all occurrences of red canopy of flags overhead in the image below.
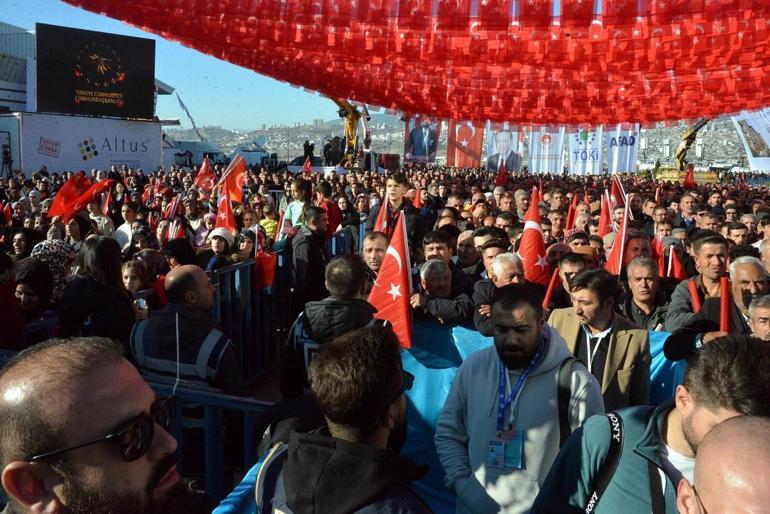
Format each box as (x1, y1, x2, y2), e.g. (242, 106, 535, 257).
(64, 0, 770, 125)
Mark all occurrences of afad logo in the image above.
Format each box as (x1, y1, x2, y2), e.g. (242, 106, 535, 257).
(78, 137, 99, 161)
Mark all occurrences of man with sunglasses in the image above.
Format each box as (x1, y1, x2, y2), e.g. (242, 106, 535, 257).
(0, 337, 212, 514)
(676, 415, 770, 514)
(225, 326, 431, 513)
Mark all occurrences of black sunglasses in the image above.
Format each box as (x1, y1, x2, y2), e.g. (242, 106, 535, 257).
(28, 397, 175, 463)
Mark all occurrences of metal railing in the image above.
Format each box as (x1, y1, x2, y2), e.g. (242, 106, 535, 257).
(147, 380, 271, 502)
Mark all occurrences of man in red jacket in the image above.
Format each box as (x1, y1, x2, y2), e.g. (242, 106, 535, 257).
(315, 180, 341, 239)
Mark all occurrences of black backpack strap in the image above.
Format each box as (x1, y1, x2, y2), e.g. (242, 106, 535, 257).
(647, 460, 666, 514)
(557, 356, 576, 447)
(584, 412, 624, 514)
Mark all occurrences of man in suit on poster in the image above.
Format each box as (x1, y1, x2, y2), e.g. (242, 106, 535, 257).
(405, 118, 438, 163)
(486, 129, 522, 172)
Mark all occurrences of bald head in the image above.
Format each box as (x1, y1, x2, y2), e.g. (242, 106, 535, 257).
(677, 416, 770, 514)
(0, 338, 124, 465)
(164, 264, 213, 311)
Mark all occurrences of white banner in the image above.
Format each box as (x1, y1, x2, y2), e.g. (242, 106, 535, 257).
(485, 121, 522, 172)
(731, 108, 770, 171)
(11, 112, 161, 175)
(568, 126, 603, 175)
(606, 123, 640, 174)
(528, 126, 565, 174)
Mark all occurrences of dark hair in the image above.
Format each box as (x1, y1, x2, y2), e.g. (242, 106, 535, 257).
(437, 224, 461, 241)
(305, 205, 325, 225)
(472, 225, 498, 239)
(496, 211, 516, 223)
(290, 178, 311, 202)
(0, 338, 124, 469)
(692, 234, 728, 254)
(80, 237, 125, 292)
(122, 260, 151, 290)
(388, 172, 409, 186)
(308, 326, 402, 439)
(726, 222, 748, 233)
(423, 230, 452, 247)
(492, 283, 545, 322)
(363, 231, 388, 245)
(15, 258, 54, 310)
(566, 231, 589, 244)
(685, 335, 770, 416)
(325, 254, 368, 299)
(481, 239, 508, 253)
(316, 181, 333, 198)
(163, 238, 198, 267)
(569, 268, 620, 307)
(730, 244, 760, 260)
(558, 252, 587, 269)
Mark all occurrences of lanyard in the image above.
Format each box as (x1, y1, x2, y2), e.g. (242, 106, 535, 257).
(585, 335, 601, 375)
(497, 342, 544, 433)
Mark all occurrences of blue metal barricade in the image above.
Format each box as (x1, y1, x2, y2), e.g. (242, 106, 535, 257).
(208, 260, 290, 384)
(147, 381, 272, 502)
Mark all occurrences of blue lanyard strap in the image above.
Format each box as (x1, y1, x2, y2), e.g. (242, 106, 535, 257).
(497, 341, 544, 433)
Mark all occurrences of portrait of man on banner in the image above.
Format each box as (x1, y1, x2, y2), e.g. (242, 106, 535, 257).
(404, 115, 438, 163)
(485, 124, 522, 172)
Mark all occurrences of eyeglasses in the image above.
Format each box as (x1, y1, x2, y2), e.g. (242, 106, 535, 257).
(28, 397, 175, 463)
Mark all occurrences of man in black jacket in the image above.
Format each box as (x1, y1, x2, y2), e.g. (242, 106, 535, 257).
(664, 256, 768, 361)
(281, 254, 384, 399)
(258, 326, 432, 514)
(365, 172, 427, 255)
(473, 251, 525, 336)
(292, 206, 330, 313)
(411, 259, 474, 325)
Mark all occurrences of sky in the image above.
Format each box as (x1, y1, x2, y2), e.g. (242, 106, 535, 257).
(4, 0, 333, 131)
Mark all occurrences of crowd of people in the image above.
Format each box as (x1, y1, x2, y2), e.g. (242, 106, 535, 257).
(1, 161, 770, 514)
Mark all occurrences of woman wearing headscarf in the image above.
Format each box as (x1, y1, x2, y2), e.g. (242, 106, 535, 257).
(29, 239, 75, 305)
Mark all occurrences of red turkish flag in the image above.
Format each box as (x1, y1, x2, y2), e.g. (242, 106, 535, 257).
(684, 164, 696, 189)
(518, 186, 550, 285)
(368, 212, 413, 348)
(164, 194, 181, 219)
(667, 245, 689, 281)
(101, 187, 112, 217)
(651, 235, 666, 278)
(413, 187, 422, 209)
(2, 202, 12, 227)
(302, 156, 313, 175)
(220, 154, 246, 203)
(67, 179, 115, 221)
(194, 156, 217, 192)
(598, 192, 613, 237)
(447, 120, 483, 167)
(519, 0, 552, 29)
(560, 0, 594, 31)
(610, 175, 625, 208)
(215, 191, 237, 232)
(374, 200, 389, 233)
(565, 194, 578, 230)
(605, 202, 630, 276)
(47, 173, 92, 219)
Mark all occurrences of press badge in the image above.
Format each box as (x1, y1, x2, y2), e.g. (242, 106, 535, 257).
(488, 432, 524, 469)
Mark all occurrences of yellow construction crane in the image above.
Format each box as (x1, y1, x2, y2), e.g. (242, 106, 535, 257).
(332, 98, 362, 166)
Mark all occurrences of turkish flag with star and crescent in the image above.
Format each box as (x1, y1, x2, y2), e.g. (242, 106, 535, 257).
(447, 120, 483, 167)
(215, 190, 237, 232)
(368, 211, 413, 348)
(220, 154, 246, 204)
(518, 186, 550, 285)
(194, 156, 217, 192)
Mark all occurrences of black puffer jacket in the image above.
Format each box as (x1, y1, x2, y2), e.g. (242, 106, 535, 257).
(280, 298, 382, 399)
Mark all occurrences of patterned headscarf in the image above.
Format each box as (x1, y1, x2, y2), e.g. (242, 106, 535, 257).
(30, 239, 75, 303)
